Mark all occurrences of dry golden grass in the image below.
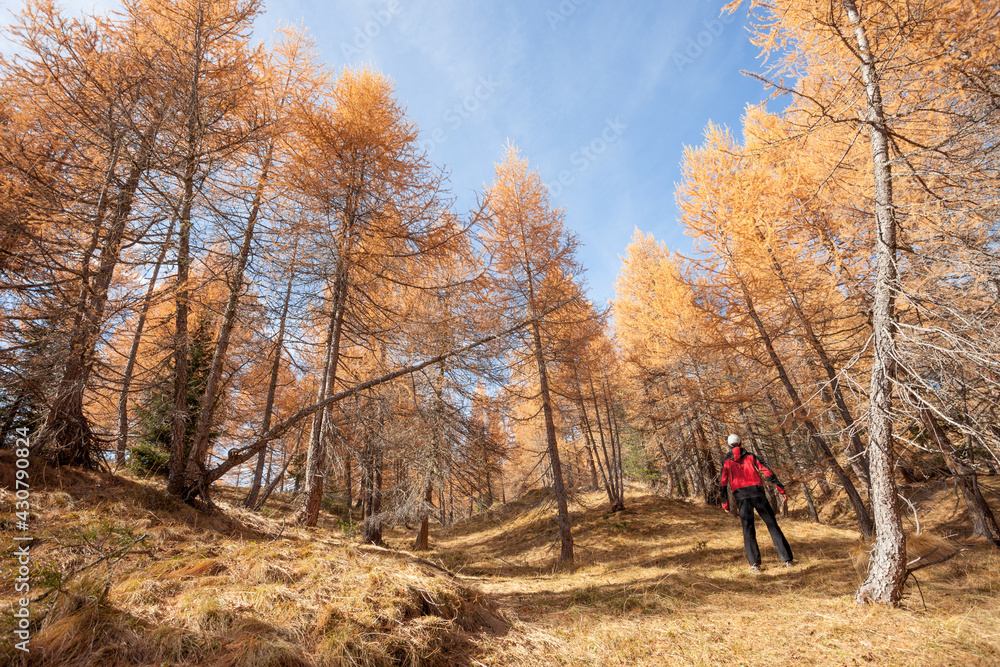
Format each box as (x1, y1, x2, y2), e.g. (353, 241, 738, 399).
(0, 453, 512, 666)
(420, 482, 1000, 666)
(2, 452, 998, 666)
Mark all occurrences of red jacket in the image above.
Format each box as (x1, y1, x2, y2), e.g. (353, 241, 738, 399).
(720, 450, 784, 501)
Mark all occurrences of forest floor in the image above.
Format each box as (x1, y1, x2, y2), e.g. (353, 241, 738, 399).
(1, 452, 998, 666)
(414, 483, 1000, 666)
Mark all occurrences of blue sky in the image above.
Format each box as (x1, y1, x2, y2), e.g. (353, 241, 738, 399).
(276, 0, 772, 306)
(3, 0, 773, 306)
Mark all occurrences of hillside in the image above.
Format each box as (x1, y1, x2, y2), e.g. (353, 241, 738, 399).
(2, 455, 999, 666)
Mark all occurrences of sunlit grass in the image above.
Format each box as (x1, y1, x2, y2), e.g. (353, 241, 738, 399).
(2, 453, 998, 666)
(425, 482, 1000, 666)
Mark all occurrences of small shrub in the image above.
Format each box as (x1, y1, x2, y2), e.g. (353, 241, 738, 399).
(129, 441, 170, 477)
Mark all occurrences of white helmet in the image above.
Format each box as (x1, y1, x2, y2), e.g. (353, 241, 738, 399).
(727, 434, 741, 446)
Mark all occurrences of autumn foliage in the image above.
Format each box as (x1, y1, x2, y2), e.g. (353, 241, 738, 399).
(2, 0, 999, 613)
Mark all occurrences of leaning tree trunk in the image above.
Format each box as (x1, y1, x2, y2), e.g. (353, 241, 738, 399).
(773, 415, 821, 524)
(41, 119, 160, 468)
(847, 0, 907, 606)
(588, 376, 625, 512)
(581, 396, 613, 500)
(920, 407, 1000, 546)
(531, 319, 574, 563)
(603, 381, 627, 510)
(757, 228, 871, 490)
(742, 284, 874, 540)
(576, 384, 610, 497)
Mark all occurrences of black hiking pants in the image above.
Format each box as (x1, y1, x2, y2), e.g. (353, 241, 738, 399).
(738, 494, 793, 566)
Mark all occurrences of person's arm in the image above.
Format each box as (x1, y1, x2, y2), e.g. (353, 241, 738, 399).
(720, 460, 731, 512)
(753, 456, 786, 499)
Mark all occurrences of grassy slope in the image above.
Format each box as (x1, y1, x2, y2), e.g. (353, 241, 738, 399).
(420, 483, 1000, 666)
(2, 453, 998, 666)
(0, 455, 518, 666)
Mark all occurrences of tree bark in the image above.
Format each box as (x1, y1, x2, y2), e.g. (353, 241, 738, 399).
(603, 381, 627, 510)
(168, 10, 206, 497)
(299, 238, 355, 521)
(41, 117, 161, 467)
(694, 419, 720, 505)
(361, 442, 384, 545)
(531, 320, 574, 563)
(587, 376, 624, 511)
(184, 145, 273, 500)
(577, 389, 610, 496)
(846, 0, 907, 606)
(414, 480, 432, 550)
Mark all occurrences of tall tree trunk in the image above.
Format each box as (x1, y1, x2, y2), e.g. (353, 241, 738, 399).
(300, 265, 348, 526)
(362, 443, 384, 544)
(603, 381, 626, 510)
(168, 13, 206, 497)
(577, 389, 610, 496)
(38, 140, 119, 465)
(584, 437, 599, 490)
(41, 118, 160, 467)
(531, 320, 573, 563)
(116, 215, 176, 466)
(415, 480, 432, 550)
(846, 0, 907, 606)
(742, 283, 875, 540)
(656, 441, 675, 496)
(185, 146, 273, 500)
(588, 376, 624, 511)
(694, 419, 720, 505)
(300, 316, 336, 519)
(344, 452, 353, 520)
(772, 411, 822, 524)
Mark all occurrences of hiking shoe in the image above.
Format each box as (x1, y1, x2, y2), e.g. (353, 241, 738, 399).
(750, 564, 762, 573)
(783, 560, 795, 568)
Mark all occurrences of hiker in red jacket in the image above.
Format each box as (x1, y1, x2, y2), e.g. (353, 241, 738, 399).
(720, 433, 794, 571)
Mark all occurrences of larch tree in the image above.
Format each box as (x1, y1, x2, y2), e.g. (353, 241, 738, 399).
(145, 0, 264, 499)
(3, 0, 171, 467)
(289, 66, 448, 526)
(481, 141, 585, 564)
